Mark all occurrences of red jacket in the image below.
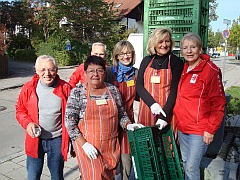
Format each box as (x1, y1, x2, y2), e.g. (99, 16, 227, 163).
(15, 74, 71, 161)
(69, 63, 85, 88)
(173, 54, 226, 136)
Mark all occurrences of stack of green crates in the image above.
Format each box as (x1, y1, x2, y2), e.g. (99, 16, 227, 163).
(143, 0, 209, 57)
(127, 125, 184, 180)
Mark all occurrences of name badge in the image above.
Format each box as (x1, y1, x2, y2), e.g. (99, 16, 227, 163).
(151, 76, 160, 83)
(127, 80, 135, 87)
(96, 99, 107, 105)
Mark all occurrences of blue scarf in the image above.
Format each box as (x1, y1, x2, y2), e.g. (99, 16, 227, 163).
(114, 61, 134, 82)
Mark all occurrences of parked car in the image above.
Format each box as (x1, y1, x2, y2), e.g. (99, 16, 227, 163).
(211, 53, 220, 58)
(235, 53, 240, 60)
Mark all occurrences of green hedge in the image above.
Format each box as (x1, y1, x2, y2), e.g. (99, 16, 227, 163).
(15, 49, 37, 62)
(226, 86, 240, 118)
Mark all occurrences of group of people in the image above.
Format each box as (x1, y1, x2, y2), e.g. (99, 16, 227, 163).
(16, 27, 226, 180)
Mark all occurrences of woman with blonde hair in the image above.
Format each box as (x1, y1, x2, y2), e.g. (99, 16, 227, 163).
(136, 27, 184, 132)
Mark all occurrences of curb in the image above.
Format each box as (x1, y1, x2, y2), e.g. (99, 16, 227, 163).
(0, 151, 25, 164)
(0, 84, 24, 91)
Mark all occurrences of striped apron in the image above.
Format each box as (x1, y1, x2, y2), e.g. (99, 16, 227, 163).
(138, 55, 177, 135)
(112, 75, 136, 154)
(74, 85, 120, 180)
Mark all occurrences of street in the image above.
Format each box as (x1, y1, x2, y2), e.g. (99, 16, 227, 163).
(0, 56, 240, 160)
(211, 56, 240, 90)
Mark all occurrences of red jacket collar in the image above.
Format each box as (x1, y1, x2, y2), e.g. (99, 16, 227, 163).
(184, 54, 210, 72)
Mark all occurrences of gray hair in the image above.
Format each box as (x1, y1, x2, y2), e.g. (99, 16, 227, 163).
(35, 55, 57, 69)
(92, 42, 107, 56)
(180, 33, 202, 49)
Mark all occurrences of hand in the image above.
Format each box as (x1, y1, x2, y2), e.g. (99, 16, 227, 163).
(26, 122, 41, 138)
(150, 103, 166, 117)
(82, 142, 98, 159)
(156, 119, 168, 130)
(127, 123, 145, 131)
(203, 131, 214, 145)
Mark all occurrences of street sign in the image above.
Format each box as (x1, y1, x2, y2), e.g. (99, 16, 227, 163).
(222, 29, 230, 39)
(223, 19, 231, 25)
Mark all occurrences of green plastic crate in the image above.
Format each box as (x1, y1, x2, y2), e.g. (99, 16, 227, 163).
(143, 0, 209, 56)
(128, 125, 184, 180)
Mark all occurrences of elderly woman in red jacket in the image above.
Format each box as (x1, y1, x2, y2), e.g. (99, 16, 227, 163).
(174, 33, 226, 180)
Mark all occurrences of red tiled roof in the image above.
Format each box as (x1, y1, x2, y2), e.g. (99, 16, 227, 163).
(103, 0, 142, 18)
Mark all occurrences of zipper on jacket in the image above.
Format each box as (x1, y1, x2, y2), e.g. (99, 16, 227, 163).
(196, 83, 205, 124)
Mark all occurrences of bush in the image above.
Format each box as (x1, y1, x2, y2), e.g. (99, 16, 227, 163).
(15, 49, 37, 62)
(7, 33, 32, 58)
(225, 86, 240, 117)
(54, 50, 77, 66)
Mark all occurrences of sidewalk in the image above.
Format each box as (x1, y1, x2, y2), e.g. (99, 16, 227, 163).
(0, 152, 80, 180)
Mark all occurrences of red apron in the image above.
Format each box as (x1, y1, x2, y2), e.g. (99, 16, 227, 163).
(112, 75, 136, 154)
(74, 85, 120, 180)
(138, 55, 177, 135)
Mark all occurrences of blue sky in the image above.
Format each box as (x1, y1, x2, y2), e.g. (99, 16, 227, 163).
(210, 0, 240, 32)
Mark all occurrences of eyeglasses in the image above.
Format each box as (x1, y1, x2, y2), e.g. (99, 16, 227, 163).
(181, 46, 197, 51)
(118, 51, 132, 58)
(86, 69, 105, 75)
(37, 68, 57, 74)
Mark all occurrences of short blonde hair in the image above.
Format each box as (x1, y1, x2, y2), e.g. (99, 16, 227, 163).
(112, 40, 136, 67)
(35, 55, 57, 69)
(146, 27, 175, 55)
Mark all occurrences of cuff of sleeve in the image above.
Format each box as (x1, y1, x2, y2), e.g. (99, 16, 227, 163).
(124, 121, 132, 131)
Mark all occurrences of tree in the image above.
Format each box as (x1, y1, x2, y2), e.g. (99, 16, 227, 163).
(209, 0, 218, 22)
(228, 18, 240, 53)
(27, 0, 133, 64)
(208, 29, 224, 48)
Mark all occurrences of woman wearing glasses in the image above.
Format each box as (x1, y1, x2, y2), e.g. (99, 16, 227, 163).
(65, 55, 144, 180)
(136, 27, 184, 133)
(174, 33, 226, 180)
(105, 40, 139, 180)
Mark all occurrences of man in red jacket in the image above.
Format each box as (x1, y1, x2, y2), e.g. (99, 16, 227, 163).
(69, 42, 107, 88)
(16, 55, 71, 180)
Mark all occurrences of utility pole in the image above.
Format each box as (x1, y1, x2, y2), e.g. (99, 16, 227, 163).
(222, 19, 231, 86)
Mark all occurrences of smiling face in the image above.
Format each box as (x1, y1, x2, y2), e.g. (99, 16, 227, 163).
(117, 46, 133, 66)
(36, 59, 58, 86)
(85, 64, 105, 88)
(155, 34, 171, 56)
(181, 39, 202, 65)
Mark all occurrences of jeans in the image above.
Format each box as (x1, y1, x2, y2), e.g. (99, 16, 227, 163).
(27, 136, 64, 180)
(178, 130, 208, 180)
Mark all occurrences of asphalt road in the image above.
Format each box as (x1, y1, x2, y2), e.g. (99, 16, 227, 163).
(0, 57, 239, 161)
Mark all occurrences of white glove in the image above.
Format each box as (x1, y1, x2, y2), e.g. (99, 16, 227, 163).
(156, 119, 168, 130)
(127, 123, 145, 131)
(150, 103, 166, 117)
(82, 142, 98, 159)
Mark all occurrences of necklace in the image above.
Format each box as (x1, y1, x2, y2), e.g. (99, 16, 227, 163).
(155, 57, 168, 67)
